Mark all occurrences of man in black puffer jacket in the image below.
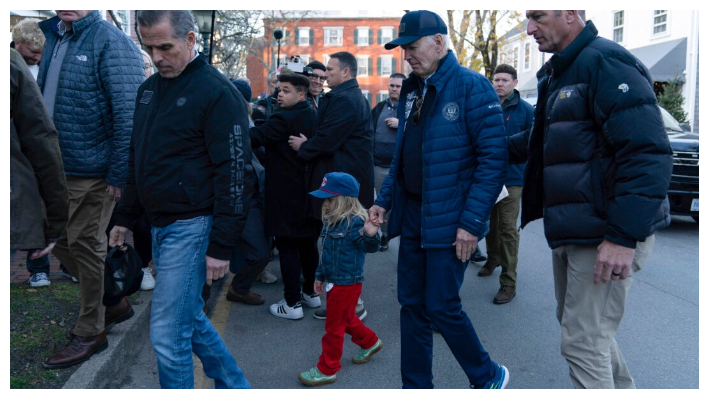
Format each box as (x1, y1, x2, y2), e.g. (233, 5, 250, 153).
(509, 11, 672, 389)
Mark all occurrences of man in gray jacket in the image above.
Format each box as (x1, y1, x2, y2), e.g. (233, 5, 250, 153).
(37, 10, 144, 369)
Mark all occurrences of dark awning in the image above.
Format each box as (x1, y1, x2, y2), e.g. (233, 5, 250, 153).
(629, 38, 687, 83)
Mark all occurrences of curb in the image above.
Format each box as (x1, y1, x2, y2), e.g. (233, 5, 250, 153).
(62, 290, 153, 389)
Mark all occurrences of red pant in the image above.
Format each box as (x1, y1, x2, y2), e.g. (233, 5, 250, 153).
(317, 283, 378, 375)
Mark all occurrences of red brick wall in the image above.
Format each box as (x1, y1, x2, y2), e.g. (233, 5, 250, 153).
(248, 17, 405, 108)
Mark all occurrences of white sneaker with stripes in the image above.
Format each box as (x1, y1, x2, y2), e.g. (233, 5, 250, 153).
(269, 299, 304, 320)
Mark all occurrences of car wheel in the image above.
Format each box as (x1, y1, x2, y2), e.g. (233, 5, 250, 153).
(692, 216, 699, 223)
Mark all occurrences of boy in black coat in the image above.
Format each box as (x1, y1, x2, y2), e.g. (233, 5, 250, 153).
(250, 73, 322, 320)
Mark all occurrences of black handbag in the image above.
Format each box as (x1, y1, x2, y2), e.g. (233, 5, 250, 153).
(103, 243, 144, 304)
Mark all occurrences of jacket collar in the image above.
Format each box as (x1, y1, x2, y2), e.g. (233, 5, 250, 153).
(289, 101, 310, 111)
(326, 78, 359, 96)
(501, 89, 520, 110)
(42, 10, 101, 38)
(160, 52, 207, 80)
(421, 50, 457, 91)
(546, 20, 598, 78)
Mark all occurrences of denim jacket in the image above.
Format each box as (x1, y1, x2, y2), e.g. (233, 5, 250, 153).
(315, 215, 380, 285)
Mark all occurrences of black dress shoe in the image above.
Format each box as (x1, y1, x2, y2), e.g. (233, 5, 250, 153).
(471, 247, 487, 262)
(379, 235, 389, 252)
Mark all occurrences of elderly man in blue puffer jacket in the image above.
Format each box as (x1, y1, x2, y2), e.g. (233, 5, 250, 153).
(370, 10, 510, 389)
(36, 10, 144, 369)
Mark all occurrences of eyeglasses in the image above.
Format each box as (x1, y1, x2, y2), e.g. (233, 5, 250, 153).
(310, 75, 327, 82)
(412, 95, 424, 125)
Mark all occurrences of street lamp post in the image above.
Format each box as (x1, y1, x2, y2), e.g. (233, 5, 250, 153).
(193, 10, 215, 64)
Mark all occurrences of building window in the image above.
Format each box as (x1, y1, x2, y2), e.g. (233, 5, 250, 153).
(380, 26, 394, 44)
(653, 10, 668, 35)
(613, 11, 624, 43)
(298, 54, 310, 65)
(513, 47, 519, 70)
(377, 90, 388, 103)
(524, 43, 531, 70)
(324, 27, 343, 46)
(540, 52, 546, 67)
(380, 55, 393, 76)
(298, 28, 310, 46)
(322, 54, 330, 67)
(115, 10, 130, 35)
(357, 27, 369, 46)
(357, 56, 369, 76)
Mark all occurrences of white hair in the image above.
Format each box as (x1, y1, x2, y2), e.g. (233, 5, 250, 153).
(424, 34, 451, 50)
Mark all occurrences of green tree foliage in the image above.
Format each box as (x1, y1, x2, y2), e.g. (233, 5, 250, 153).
(657, 79, 689, 124)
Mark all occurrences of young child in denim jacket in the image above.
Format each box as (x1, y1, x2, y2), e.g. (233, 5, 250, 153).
(298, 172, 382, 387)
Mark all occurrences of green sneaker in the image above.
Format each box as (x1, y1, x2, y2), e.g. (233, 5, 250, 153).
(353, 339, 383, 364)
(298, 366, 336, 386)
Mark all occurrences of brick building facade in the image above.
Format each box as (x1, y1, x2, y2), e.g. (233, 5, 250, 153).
(247, 15, 407, 108)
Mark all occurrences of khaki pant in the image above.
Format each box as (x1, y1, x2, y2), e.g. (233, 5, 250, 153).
(552, 235, 655, 389)
(486, 185, 522, 287)
(52, 176, 115, 336)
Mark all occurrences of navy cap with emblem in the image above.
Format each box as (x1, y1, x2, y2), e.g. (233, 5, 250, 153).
(309, 172, 360, 199)
(384, 10, 448, 50)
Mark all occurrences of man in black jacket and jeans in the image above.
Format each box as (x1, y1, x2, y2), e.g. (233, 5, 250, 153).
(371, 72, 405, 251)
(110, 10, 252, 389)
(509, 10, 672, 388)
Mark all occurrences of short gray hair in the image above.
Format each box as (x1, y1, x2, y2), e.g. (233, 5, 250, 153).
(267, 71, 278, 82)
(136, 10, 195, 41)
(424, 34, 451, 50)
(12, 18, 45, 49)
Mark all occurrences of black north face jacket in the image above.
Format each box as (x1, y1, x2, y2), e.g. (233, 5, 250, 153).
(509, 21, 672, 249)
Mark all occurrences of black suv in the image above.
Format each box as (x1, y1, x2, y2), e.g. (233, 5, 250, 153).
(661, 106, 699, 222)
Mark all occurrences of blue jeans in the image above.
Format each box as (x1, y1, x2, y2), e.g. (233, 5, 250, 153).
(398, 199, 495, 388)
(150, 215, 250, 389)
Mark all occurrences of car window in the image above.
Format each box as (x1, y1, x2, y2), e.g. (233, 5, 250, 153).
(659, 106, 684, 133)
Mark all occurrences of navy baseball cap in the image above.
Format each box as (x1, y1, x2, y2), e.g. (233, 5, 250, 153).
(309, 172, 360, 199)
(385, 10, 448, 50)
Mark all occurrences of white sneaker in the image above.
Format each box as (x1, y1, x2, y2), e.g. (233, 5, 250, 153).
(258, 267, 277, 284)
(29, 272, 51, 287)
(300, 291, 321, 308)
(269, 299, 303, 320)
(140, 267, 155, 290)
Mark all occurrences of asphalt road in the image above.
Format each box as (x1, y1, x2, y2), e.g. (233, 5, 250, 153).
(118, 215, 699, 389)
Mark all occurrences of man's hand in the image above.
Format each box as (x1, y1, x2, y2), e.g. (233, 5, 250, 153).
(452, 228, 478, 262)
(288, 133, 307, 151)
(594, 239, 635, 285)
(314, 280, 324, 295)
(205, 256, 230, 286)
(385, 117, 399, 129)
(368, 205, 387, 226)
(29, 241, 57, 260)
(107, 185, 123, 202)
(109, 225, 130, 247)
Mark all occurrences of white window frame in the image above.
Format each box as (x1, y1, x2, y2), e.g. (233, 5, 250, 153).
(298, 27, 310, 46)
(324, 27, 343, 46)
(539, 51, 546, 68)
(322, 54, 330, 67)
(299, 54, 310, 65)
(523, 42, 531, 71)
(512, 46, 519, 70)
(361, 89, 370, 103)
(380, 54, 393, 77)
(613, 11, 624, 44)
(115, 10, 130, 35)
(652, 10, 670, 38)
(377, 90, 388, 103)
(357, 27, 369, 46)
(357, 55, 369, 76)
(380, 26, 394, 44)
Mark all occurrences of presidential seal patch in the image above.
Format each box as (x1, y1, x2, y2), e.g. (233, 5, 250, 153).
(442, 102, 460, 121)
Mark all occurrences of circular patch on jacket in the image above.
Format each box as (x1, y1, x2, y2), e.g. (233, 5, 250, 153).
(176, 97, 187, 107)
(442, 102, 460, 121)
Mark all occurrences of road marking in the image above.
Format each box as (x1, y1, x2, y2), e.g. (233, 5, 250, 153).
(194, 273, 234, 389)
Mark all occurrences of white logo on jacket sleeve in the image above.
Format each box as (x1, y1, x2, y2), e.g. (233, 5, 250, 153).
(442, 102, 460, 121)
(618, 83, 629, 93)
(76, 55, 87, 61)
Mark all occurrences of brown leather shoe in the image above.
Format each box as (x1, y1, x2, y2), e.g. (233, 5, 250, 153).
(226, 286, 265, 305)
(477, 262, 499, 277)
(43, 331, 108, 369)
(493, 285, 516, 304)
(105, 297, 134, 330)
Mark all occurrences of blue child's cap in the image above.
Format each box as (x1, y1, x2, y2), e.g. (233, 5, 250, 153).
(309, 172, 360, 199)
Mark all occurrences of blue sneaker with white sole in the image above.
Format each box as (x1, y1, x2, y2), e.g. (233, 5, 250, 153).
(474, 362, 509, 389)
